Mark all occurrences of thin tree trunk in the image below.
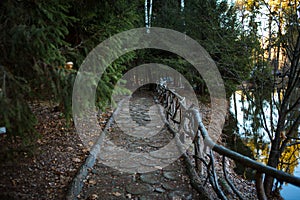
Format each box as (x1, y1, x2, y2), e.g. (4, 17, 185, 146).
(264, 145, 279, 196)
(264, 119, 285, 196)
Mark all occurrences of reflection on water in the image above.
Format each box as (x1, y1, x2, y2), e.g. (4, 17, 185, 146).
(226, 90, 300, 199)
(281, 165, 300, 200)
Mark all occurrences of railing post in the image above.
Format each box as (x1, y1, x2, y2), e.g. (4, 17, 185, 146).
(194, 130, 203, 175)
(255, 172, 267, 200)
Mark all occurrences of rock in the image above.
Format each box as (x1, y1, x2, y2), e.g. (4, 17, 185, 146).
(149, 149, 180, 159)
(140, 173, 161, 184)
(162, 181, 179, 190)
(154, 187, 165, 193)
(168, 191, 192, 200)
(148, 142, 165, 148)
(118, 159, 140, 169)
(163, 163, 182, 172)
(139, 194, 166, 200)
(125, 182, 153, 195)
(163, 171, 181, 181)
(140, 157, 163, 167)
(135, 164, 163, 173)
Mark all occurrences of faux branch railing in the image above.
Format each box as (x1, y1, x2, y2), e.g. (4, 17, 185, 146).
(156, 83, 300, 200)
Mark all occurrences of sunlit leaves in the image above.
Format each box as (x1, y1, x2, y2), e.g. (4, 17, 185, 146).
(279, 143, 300, 175)
(242, 134, 300, 176)
(268, 0, 295, 12)
(236, 0, 296, 12)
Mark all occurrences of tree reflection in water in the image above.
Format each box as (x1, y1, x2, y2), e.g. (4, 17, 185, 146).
(225, 89, 300, 195)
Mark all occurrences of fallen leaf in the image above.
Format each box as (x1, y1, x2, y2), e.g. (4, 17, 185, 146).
(11, 179, 17, 186)
(88, 179, 97, 185)
(112, 191, 122, 197)
(66, 147, 74, 151)
(72, 158, 81, 163)
(91, 194, 98, 199)
(88, 141, 94, 146)
(82, 148, 89, 153)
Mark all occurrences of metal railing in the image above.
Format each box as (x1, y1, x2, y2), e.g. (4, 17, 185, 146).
(156, 83, 300, 200)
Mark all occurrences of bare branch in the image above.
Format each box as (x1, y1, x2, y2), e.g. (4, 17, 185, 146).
(209, 150, 227, 200)
(222, 156, 244, 200)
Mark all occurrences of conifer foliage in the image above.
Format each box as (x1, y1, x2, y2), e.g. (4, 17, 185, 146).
(0, 0, 141, 140)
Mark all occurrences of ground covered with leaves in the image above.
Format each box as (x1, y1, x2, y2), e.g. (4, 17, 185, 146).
(0, 101, 99, 200)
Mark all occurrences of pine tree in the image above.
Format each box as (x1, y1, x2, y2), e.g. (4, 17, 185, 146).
(0, 0, 73, 139)
(147, 0, 255, 96)
(0, 0, 143, 141)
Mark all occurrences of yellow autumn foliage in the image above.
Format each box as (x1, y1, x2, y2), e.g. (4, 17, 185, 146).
(279, 143, 300, 175)
(236, 0, 298, 12)
(244, 137, 300, 175)
(236, 0, 259, 11)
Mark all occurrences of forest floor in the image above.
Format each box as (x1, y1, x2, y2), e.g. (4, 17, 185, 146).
(0, 101, 98, 199)
(0, 98, 259, 200)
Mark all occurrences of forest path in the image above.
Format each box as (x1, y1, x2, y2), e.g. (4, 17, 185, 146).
(76, 90, 199, 200)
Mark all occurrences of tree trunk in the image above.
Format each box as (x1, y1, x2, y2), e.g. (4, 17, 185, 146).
(264, 125, 284, 196)
(263, 147, 279, 196)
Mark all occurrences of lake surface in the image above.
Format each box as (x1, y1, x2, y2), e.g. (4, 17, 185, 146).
(281, 164, 300, 200)
(229, 90, 300, 200)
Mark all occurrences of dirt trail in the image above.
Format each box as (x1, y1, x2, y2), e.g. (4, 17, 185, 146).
(77, 91, 199, 199)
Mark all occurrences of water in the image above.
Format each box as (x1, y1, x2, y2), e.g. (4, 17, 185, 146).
(229, 90, 300, 199)
(281, 164, 300, 200)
